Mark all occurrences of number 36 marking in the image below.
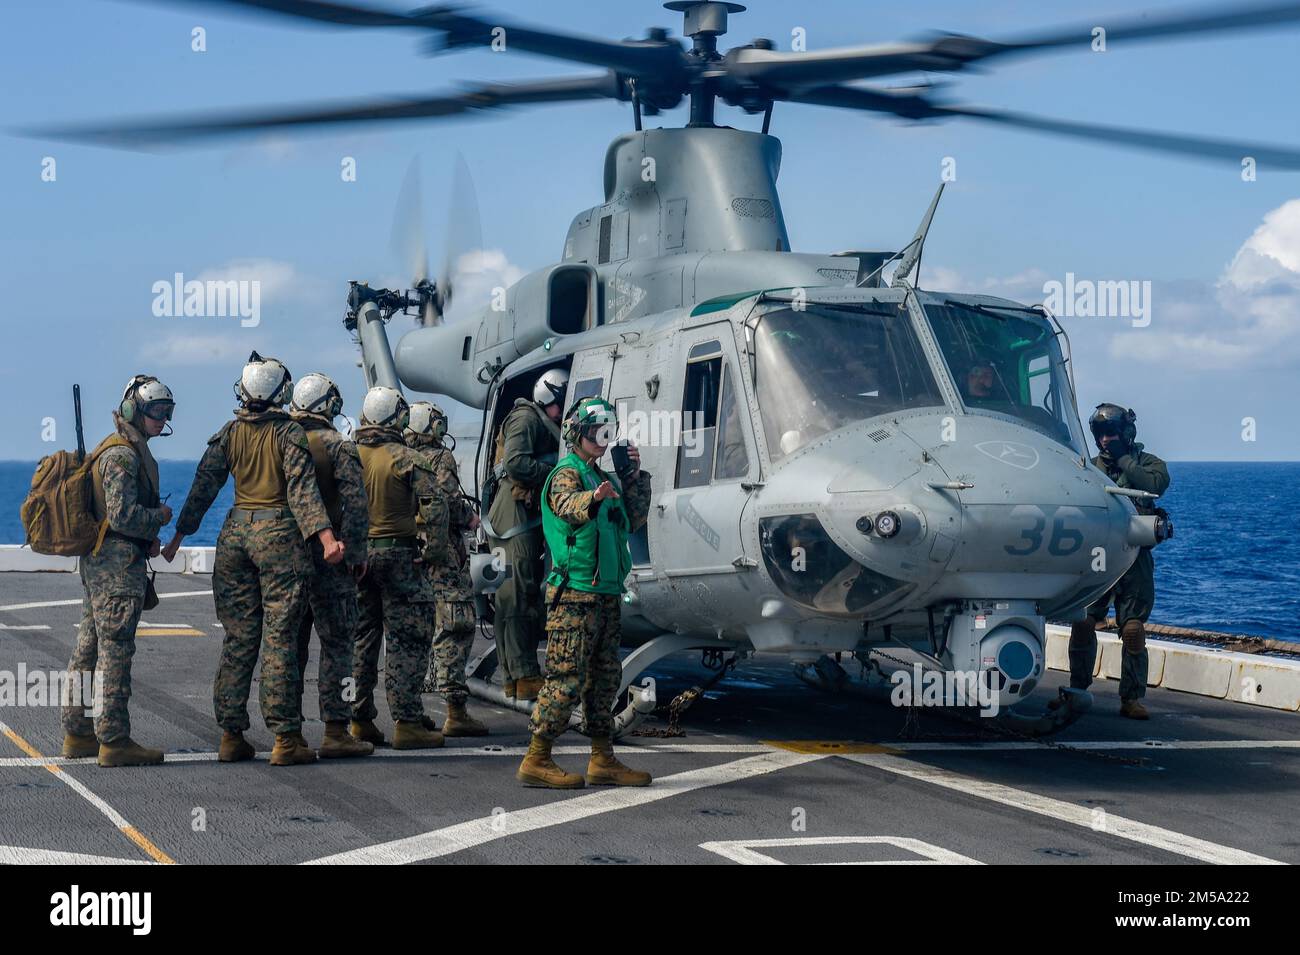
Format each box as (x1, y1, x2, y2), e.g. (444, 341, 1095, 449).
(1004, 505, 1086, 557)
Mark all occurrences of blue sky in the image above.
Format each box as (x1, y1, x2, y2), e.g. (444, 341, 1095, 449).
(2, 0, 1298, 461)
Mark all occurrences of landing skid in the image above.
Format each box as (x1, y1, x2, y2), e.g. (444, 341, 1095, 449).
(793, 653, 1094, 738)
(465, 640, 661, 740)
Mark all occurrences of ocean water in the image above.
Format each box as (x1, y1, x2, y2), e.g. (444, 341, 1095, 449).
(2, 460, 1296, 642)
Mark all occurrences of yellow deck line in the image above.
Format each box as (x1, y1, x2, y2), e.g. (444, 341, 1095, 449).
(0, 721, 174, 864)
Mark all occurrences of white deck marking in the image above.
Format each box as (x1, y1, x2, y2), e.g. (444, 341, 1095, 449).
(700, 836, 982, 865)
(0, 719, 173, 863)
(0, 589, 212, 612)
(302, 750, 823, 865)
(0, 845, 148, 865)
(1, 738, 1296, 768)
(887, 739, 1300, 752)
(0, 623, 50, 630)
(843, 753, 1285, 865)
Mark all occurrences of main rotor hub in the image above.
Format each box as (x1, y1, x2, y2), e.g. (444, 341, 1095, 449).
(664, 2, 745, 41)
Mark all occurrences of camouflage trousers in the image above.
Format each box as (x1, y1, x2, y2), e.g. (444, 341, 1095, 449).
(528, 588, 622, 741)
(424, 600, 476, 704)
(295, 559, 360, 723)
(489, 528, 545, 682)
(352, 545, 435, 723)
(1077, 547, 1156, 701)
(212, 515, 310, 735)
(61, 547, 146, 744)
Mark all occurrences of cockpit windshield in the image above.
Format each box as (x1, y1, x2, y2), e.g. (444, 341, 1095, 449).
(923, 299, 1085, 453)
(754, 304, 944, 458)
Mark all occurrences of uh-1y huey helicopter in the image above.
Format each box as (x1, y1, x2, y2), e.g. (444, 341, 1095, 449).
(44, 0, 1300, 735)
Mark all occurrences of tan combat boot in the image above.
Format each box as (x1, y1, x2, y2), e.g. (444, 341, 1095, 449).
(269, 733, 317, 766)
(218, 730, 255, 762)
(319, 721, 374, 758)
(1120, 700, 1150, 720)
(502, 679, 517, 700)
(350, 719, 386, 746)
(516, 734, 584, 789)
(442, 701, 489, 737)
(97, 738, 165, 768)
(586, 737, 651, 787)
(514, 675, 544, 701)
(62, 732, 99, 759)
(392, 719, 445, 750)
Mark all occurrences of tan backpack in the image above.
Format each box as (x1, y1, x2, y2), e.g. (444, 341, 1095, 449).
(20, 436, 132, 557)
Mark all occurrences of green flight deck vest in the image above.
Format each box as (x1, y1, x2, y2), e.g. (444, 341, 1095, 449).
(541, 452, 632, 596)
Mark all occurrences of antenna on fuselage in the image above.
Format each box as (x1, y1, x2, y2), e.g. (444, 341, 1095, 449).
(891, 183, 945, 288)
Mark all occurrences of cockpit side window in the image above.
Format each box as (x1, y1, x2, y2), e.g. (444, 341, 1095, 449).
(714, 365, 750, 480)
(676, 345, 722, 489)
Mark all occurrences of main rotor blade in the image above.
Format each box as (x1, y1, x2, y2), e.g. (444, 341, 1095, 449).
(936, 104, 1300, 170)
(136, 1, 686, 78)
(788, 85, 1300, 169)
(136, 0, 423, 27)
(26, 74, 622, 147)
(728, 1, 1300, 88)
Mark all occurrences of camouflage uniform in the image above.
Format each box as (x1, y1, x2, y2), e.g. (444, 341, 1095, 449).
(528, 464, 652, 741)
(292, 416, 370, 722)
(408, 435, 477, 704)
(351, 428, 440, 724)
(61, 418, 169, 744)
(1072, 443, 1171, 702)
(486, 400, 559, 683)
(176, 409, 331, 736)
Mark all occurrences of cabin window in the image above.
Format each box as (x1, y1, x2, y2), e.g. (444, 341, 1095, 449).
(570, 376, 604, 406)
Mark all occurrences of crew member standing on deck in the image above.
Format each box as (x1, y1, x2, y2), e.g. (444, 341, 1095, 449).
(1069, 404, 1170, 720)
(486, 369, 567, 703)
(163, 353, 344, 766)
(288, 373, 374, 758)
(516, 397, 653, 789)
(60, 375, 175, 768)
(405, 401, 489, 736)
(349, 386, 445, 750)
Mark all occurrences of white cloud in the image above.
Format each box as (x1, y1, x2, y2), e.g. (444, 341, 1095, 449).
(194, 258, 302, 301)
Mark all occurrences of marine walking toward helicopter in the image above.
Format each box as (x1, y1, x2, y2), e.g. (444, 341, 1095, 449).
(349, 386, 445, 750)
(59, 375, 175, 768)
(1068, 404, 1172, 720)
(288, 373, 375, 758)
(164, 353, 344, 766)
(485, 369, 567, 703)
(517, 397, 653, 789)
(405, 400, 489, 737)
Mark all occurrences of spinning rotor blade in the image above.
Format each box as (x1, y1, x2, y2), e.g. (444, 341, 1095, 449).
(135, 0, 687, 77)
(788, 84, 1300, 169)
(29, 73, 623, 146)
(727, 1, 1300, 88)
(436, 151, 484, 322)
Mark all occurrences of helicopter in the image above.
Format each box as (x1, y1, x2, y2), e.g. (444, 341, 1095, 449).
(36, 0, 1300, 735)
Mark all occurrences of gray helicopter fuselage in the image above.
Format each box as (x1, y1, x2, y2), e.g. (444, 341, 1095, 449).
(386, 127, 1150, 708)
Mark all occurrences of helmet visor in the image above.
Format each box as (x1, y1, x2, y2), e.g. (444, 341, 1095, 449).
(140, 400, 175, 422)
